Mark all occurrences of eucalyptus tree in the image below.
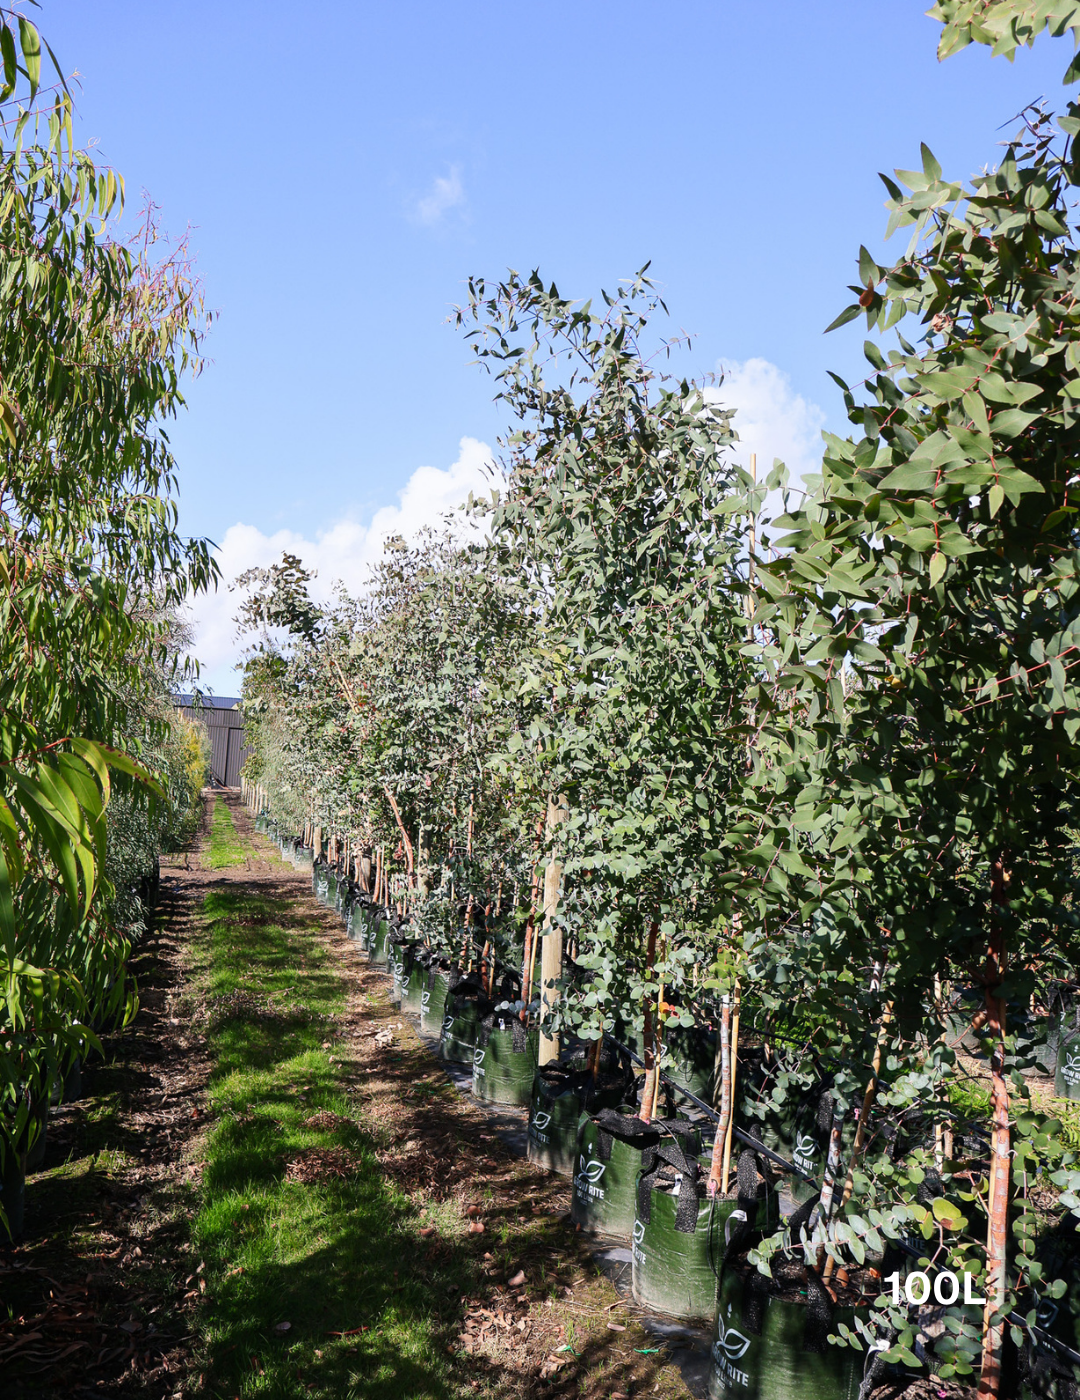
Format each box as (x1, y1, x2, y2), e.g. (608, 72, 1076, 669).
(237, 533, 534, 962)
(0, 7, 217, 1211)
(459, 271, 757, 1091)
(719, 81, 1080, 1400)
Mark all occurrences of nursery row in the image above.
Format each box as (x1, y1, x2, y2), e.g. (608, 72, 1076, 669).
(235, 222, 1080, 1397)
(251, 798, 1080, 1400)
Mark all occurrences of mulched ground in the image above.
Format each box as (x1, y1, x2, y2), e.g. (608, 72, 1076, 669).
(0, 794, 990, 1400)
(0, 803, 218, 1399)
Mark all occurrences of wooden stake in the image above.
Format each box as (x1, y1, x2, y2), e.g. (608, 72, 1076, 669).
(978, 855, 1011, 1400)
(720, 992, 740, 1194)
(707, 996, 733, 1196)
(538, 795, 567, 1066)
(638, 920, 660, 1121)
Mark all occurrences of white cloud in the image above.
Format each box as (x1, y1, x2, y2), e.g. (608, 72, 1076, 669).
(185, 436, 495, 694)
(413, 164, 466, 226)
(709, 356, 827, 519)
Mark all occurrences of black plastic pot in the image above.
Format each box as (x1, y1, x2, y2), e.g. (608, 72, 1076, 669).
(0, 1150, 26, 1241)
(707, 1265, 864, 1399)
(472, 1023, 538, 1105)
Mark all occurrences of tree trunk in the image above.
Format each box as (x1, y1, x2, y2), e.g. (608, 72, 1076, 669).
(520, 816, 545, 1017)
(383, 787, 415, 884)
(978, 853, 1011, 1400)
(538, 795, 567, 1066)
(707, 995, 733, 1196)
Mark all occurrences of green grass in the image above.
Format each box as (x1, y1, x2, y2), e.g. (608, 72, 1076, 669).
(191, 887, 469, 1400)
(208, 797, 248, 869)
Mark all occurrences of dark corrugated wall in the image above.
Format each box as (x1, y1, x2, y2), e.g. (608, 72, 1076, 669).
(176, 702, 249, 788)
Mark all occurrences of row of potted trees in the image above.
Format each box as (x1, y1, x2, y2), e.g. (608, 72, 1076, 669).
(252, 798, 1080, 1399)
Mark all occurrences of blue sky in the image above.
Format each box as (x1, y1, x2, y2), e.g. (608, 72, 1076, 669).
(41, 1, 1066, 687)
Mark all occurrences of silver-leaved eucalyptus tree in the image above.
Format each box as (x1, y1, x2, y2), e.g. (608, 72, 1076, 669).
(459, 270, 757, 1103)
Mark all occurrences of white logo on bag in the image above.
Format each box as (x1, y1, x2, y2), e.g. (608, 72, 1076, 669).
(421, 991, 430, 1011)
(793, 1132, 818, 1172)
(442, 1016, 454, 1035)
(632, 1218, 646, 1267)
(1063, 1049, 1080, 1084)
(529, 1109, 551, 1143)
(574, 1154, 606, 1200)
(473, 1047, 486, 1075)
(712, 1318, 752, 1362)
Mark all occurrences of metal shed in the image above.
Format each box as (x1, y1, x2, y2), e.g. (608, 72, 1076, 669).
(175, 695, 249, 789)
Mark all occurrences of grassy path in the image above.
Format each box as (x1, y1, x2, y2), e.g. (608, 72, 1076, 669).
(207, 795, 255, 870)
(191, 883, 460, 1399)
(1, 794, 696, 1399)
(189, 795, 695, 1400)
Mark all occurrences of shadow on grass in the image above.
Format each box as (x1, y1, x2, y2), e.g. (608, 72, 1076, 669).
(196, 865, 693, 1400)
(196, 888, 468, 1399)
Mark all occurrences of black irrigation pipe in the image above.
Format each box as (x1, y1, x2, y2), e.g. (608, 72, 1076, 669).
(316, 850, 1080, 1370)
(601, 1031, 819, 1186)
(601, 1035, 1080, 1367)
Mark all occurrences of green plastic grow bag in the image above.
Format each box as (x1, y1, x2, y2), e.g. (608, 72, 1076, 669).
(527, 1069, 585, 1176)
(369, 919, 391, 967)
(1055, 1030, 1080, 1100)
(402, 955, 426, 1014)
(571, 1110, 648, 1240)
(389, 945, 407, 1001)
(528, 1066, 634, 1176)
(1020, 1221, 1080, 1399)
(439, 991, 484, 1064)
(472, 1025, 539, 1105)
(707, 1266, 863, 1400)
(664, 1025, 717, 1102)
(420, 969, 450, 1035)
(631, 1180, 720, 1321)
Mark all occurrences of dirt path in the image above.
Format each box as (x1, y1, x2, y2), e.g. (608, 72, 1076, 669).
(1, 793, 699, 1400)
